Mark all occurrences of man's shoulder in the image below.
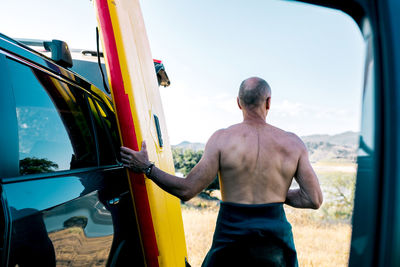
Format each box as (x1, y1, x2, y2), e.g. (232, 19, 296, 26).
(268, 124, 296, 138)
(206, 127, 229, 146)
(206, 124, 242, 147)
(268, 125, 305, 149)
(283, 131, 307, 151)
(225, 123, 243, 130)
(213, 123, 242, 135)
(284, 131, 301, 141)
(210, 127, 229, 138)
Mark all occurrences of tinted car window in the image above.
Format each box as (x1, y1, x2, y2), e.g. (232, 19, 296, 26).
(8, 58, 97, 174)
(94, 99, 121, 155)
(71, 59, 109, 95)
(87, 95, 118, 165)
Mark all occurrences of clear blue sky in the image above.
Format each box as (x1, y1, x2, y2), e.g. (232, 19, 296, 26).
(0, 0, 365, 144)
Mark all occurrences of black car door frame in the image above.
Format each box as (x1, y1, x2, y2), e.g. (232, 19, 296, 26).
(0, 49, 117, 266)
(294, 0, 400, 266)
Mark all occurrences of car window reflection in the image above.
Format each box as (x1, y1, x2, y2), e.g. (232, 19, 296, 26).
(8, 58, 98, 174)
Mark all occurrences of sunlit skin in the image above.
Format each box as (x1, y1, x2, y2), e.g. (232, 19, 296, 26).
(120, 77, 323, 208)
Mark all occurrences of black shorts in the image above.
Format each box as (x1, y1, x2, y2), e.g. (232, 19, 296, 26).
(202, 201, 298, 267)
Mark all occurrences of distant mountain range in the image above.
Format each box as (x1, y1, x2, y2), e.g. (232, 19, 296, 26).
(301, 131, 358, 147)
(302, 131, 358, 163)
(172, 141, 205, 151)
(172, 131, 359, 163)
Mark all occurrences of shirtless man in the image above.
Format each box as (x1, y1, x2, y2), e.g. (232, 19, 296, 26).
(121, 77, 323, 266)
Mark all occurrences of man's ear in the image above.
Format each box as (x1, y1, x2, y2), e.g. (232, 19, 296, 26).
(237, 97, 242, 110)
(266, 97, 271, 110)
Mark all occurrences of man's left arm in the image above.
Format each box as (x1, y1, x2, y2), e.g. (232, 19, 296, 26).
(120, 130, 222, 201)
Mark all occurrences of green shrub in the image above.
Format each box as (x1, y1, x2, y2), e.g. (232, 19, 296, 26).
(172, 148, 220, 190)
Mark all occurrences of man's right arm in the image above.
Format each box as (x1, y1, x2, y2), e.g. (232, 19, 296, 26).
(120, 130, 222, 202)
(285, 142, 323, 209)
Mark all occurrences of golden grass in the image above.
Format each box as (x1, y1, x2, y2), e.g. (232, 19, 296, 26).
(285, 206, 352, 267)
(182, 207, 218, 267)
(182, 202, 352, 267)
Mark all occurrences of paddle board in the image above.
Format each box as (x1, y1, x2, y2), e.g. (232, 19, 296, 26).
(94, 1, 188, 266)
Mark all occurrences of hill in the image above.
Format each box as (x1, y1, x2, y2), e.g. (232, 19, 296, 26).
(172, 141, 205, 151)
(301, 131, 358, 163)
(301, 131, 358, 147)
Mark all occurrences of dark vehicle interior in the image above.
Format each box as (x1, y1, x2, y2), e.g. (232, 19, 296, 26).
(0, 32, 147, 266)
(296, 0, 400, 266)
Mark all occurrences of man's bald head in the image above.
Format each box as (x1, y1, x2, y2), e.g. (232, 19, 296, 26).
(238, 77, 271, 109)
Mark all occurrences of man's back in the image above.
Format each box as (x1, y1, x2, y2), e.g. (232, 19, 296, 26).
(218, 121, 302, 204)
(120, 76, 322, 209)
(120, 76, 323, 267)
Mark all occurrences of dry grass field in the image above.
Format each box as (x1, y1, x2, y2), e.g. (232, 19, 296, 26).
(182, 197, 352, 267)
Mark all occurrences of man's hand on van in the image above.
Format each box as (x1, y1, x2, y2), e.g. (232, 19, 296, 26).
(120, 142, 152, 172)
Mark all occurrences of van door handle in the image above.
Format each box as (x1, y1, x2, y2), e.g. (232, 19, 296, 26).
(153, 114, 163, 147)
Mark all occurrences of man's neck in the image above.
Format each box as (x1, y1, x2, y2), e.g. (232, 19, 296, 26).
(242, 110, 268, 125)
